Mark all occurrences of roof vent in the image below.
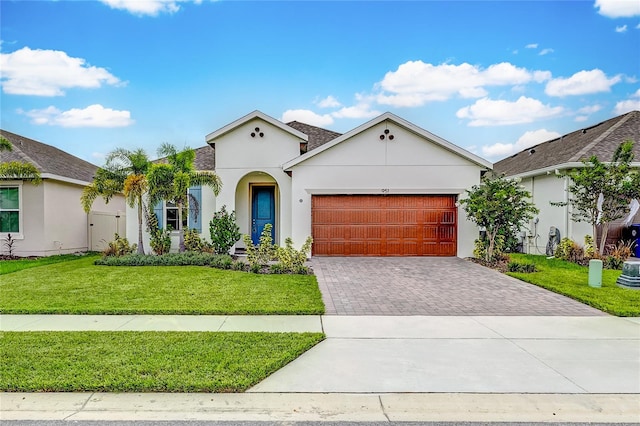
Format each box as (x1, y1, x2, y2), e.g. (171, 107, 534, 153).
(582, 129, 587, 134)
(251, 127, 264, 138)
(529, 148, 536, 155)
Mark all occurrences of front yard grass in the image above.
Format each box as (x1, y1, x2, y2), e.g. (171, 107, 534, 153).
(0, 256, 324, 315)
(508, 254, 640, 316)
(0, 253, 93, 275)
(0, 331, 324, 392)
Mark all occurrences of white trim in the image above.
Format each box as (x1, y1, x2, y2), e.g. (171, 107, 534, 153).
(305, 188, 466, 195)
(205, 110, 308, 143)
(506, 161, 640, 179)
(0, 181, 24, 239)
(284, 112, 492, 170)
(40, 173, 92, 186)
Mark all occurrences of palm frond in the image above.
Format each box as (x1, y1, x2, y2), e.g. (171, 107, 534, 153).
(0, 161, 42, 184)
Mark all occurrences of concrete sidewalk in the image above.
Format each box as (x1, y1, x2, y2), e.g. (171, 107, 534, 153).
(2, 314, 639, 422)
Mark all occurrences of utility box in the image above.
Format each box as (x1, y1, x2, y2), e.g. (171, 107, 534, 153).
(588, 259, 603, 288)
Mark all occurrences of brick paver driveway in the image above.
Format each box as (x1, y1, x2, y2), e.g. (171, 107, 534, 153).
(312, 257, 606, 316)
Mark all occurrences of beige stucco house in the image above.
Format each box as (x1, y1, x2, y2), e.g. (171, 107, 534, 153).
(130, 110, 491, 257)
(493, 110, 640, 255)
(0, 130, 126, 257)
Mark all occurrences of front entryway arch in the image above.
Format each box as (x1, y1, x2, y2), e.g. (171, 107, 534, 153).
(235, 171, 279, 247)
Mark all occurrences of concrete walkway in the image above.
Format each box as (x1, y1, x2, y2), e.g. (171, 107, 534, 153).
(1, 314, 639, 421)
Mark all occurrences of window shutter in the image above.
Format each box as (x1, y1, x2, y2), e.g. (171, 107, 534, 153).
(153, 201, 164, 230)
(188, 185, 202, 233)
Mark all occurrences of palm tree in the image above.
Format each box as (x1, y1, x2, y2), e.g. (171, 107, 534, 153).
(81, 148, 150, 254)
(0, 137, 42, 184)
(0, 137, 13, 152)
(147, 143, 222, 252)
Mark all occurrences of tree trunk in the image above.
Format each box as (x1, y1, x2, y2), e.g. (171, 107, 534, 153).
(136, 196, 145, 255)
(599, 222, 610, 256)
(178, 201, 185, 252)
(487, 229, 497, 262)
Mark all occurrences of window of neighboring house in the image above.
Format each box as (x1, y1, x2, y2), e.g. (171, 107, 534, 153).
(0, 185, 21, 234)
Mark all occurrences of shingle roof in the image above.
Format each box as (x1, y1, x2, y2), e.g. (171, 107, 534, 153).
(192, 145, 215, 170)
(286, 121, 342, 151)
(493, 110, 640, 176)
(0, 129, 98, 183)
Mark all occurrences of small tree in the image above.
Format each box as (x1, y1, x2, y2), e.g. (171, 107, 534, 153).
(461, 174, 538, 262)
(553, 140, 640, 255)
(209, 205, 241, 254)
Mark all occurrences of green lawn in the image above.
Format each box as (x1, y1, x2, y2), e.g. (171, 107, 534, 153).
(508, 254, 640, 316)
(0, 331, 324, 392)
(0, 256, 325, 315)
(0, 253, 94, 275)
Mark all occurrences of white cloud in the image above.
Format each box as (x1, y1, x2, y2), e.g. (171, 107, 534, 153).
(376, 61, 550, 107)
(331, 94, 380, 119)
(525, 43, 538, 49)
(595, 0, 640, 18)
(545, 69, 621, 97)
(577, 105, 603, 114)
(482, 129, 561, 159)
(614, 89, 640, 114)
(22, 104, 134, 128)
(316, 95, 342, 108)
(456, 96, 564, 126)
(616, 24, 628, 32)
(99, 0, 202, 16)
(281, 109, 334, 127)
(539, 48, 554, 55)
(0, 47, 121, 96)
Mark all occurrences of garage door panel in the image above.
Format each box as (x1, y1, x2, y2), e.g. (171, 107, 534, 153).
(312, 195, 457, 256)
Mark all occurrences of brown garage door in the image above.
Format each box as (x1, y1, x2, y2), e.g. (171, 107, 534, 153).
(312, 194, 457, 256)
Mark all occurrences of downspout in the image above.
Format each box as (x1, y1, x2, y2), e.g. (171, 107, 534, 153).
(563, 175, 569, 242)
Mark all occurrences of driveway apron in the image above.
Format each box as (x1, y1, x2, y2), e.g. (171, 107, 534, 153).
(312, 257, 606, 316)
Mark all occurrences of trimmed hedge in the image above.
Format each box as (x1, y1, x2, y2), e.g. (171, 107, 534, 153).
(94, 252, 234, 268)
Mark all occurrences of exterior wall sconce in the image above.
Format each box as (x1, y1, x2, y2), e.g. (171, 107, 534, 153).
(251, 127, 264, 138)
(380, 128, 395, 140)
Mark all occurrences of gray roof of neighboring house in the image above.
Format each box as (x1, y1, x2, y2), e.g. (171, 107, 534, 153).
(286, 121, 342, 151)
(0, 129, 98, 183)
(494, 110, 640, 176)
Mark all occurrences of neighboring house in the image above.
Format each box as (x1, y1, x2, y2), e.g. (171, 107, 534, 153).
(493, 110, 640, 255)
(0, 130, 126, 257)
(129, 110, 491, 257)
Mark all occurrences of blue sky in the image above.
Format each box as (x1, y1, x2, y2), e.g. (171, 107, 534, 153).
(1, 0, 639, 165)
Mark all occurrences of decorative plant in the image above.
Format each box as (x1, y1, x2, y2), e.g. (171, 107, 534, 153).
(274, 236, 313, 274)
(144, 204, 172, 255)
(183, 228, 204, 252)
(209, 205, 241, 254)
(102, 233, 136, 257)
(3, 233, 16, 257)
(243, 224, 276, 269)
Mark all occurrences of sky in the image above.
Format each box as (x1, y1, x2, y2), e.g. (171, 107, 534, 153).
(1, 0, 639, 166)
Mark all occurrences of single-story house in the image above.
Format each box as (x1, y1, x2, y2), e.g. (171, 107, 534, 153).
(493, 110, 640, 255)
(128, 110, 492, 257)
(0, 130, 126, 257)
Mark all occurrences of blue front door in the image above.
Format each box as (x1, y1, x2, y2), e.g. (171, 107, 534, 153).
(251, 186, 275, 245)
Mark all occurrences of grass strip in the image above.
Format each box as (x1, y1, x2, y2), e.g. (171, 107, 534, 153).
(0, 253, 93, 275)
(508, 254, 640, 316)
(0, 331, 324, 392)
(0, 256, 324, 315)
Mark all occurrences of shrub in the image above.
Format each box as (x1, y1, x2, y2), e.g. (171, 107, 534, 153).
(95, 252, 232, 267)
(473, 234, 507, 262)
(584, 235, 596, 258)
(209, 206, 241, 255)
(184, 228, 204, 252)
(243, 224, 276, 268)
(144, 204, 172, 255)
(102, 233, 136, 257)
(507, 261, 537, 273)
(274, 236, 313, 273)
(232, 260, 247, 271)
(603, 240, 634, 270)
(554, 237, 585, 264)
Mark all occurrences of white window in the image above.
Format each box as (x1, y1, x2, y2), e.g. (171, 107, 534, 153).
(164, 201, 186, 231)
(0, 184, 22, 236)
